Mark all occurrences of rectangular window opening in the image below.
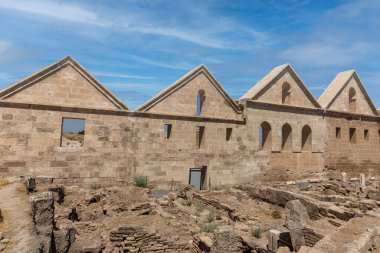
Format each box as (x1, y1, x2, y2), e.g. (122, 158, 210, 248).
(349, 128, 356, 144)
(336, 127, 341, 139)
(196, 126, 205, 148)
(226, 128, 232, 141)
(61, 118, 85, 147)
(364, 129, 369, 141)
(163, 124, 172, 139)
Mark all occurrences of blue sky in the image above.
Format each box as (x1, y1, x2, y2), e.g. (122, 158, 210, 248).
(0, 0, 379, 109)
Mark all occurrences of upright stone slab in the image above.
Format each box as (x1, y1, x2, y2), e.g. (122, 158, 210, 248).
(268, 229, 281, 252)
(285, 200, 310, 251)
(360, 174, 365, 187)
(341, 172, 347, 182)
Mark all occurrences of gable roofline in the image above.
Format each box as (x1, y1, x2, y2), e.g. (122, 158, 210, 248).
(136, 64, 242, 113)
(0, 56, 129, 110)
(318, 70, 379, 116)
(240, 64, 321, 108)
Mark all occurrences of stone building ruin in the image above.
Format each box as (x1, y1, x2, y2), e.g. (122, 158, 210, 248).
(0, 56, 379, 187)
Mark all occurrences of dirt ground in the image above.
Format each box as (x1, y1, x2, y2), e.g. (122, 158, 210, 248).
(1, 177, 380, 252)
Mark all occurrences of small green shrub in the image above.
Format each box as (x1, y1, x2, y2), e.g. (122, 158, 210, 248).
(206, 207, 222, 221)
(251, 226, 262, 239)
(215, 210, 222, 220)
(207, 211, 215, 223)
(235, 192, 243, 202)
(133, 175, 148, 188)
(200, 223, 215, 233)
(181, 198, 192, 206)
(272, 210, 282, 219)
(90, 183, 102, 190)
(195, 200, 206, 212)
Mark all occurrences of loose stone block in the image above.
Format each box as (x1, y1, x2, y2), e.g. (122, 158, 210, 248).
(268, 229, 281, 252)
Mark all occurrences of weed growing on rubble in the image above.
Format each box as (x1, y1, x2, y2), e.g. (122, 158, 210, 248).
(271, 209, 282, 219)
(90, 183, 102, 190)
(207, 211, 215, 222)
(207, 207, 222, 221)
(0, 178, 9, 188)
(200, 223, 215, 233)
(195, 202, 206, 212)
(133, 175, 149, 188)
(235, 192, 243, 201)
(181, 198, 192, 206)
(251, 226, 262, 239)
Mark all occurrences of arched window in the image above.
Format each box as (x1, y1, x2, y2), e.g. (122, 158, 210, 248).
(349, 87, 356, 113)
(259, 121, 272, 150)
(281, 123, 292, 151)
(282, 82, 291, 104)
(196, 90, 205, 116)
(301, 125, 312, 151)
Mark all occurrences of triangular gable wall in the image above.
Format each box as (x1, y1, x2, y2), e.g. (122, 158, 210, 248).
(320, 71, 379, 116)
(0, 56, 128, 110)
(240, 64, 320, 109)
(137, 65, 242, 118)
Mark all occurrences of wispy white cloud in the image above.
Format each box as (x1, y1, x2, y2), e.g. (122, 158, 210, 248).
(0, 0, 267, 50)
(128, 55, 192, 70)
(93, 71, 156, 80)
(0, 0, 110, 27)
(281, 41, 373, 66)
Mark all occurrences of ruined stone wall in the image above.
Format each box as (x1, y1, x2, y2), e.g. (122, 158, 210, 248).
(1, 100, 379, 184)
(244, 102, 326, 181)
(110, 226, 191, 252)
(324, 116, 380, 177)
(0, 103, 267, 186)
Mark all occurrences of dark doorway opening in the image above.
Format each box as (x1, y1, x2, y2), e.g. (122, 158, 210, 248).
(189, 167, 207, 190)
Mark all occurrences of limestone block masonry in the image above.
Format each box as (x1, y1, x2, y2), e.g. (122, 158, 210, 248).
(0, 56, 379, 186)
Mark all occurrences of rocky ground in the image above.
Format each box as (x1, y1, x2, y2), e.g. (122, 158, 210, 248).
(1, 175, 380, 252)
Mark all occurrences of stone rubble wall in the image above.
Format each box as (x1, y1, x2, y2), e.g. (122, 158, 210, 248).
(239, 185, 356, 221)
(302, 227, 324, 247)
(110, 226, 190, 253)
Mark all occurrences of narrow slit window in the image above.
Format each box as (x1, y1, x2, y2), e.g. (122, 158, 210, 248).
(196, 90, 205, 116)
(164, 124, 172, 139)
(364, 129, 369, 141)
(378, 130, 380, 143)
(196, 126, 205, 148)
(348, 87, 357, 113)
(61, 118, 85, 147)
(349, 128, 356, 143)
(282, 82, 291, 104)
(226, 128, 232, 141)
(336, 127, 341, 139)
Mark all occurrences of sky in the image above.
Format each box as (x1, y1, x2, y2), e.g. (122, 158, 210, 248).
(62, 118, 85, 133)
(0, 0, 379, 109)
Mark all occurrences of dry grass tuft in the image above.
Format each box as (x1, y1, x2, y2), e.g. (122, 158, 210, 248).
(0, 177, 9, 188)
